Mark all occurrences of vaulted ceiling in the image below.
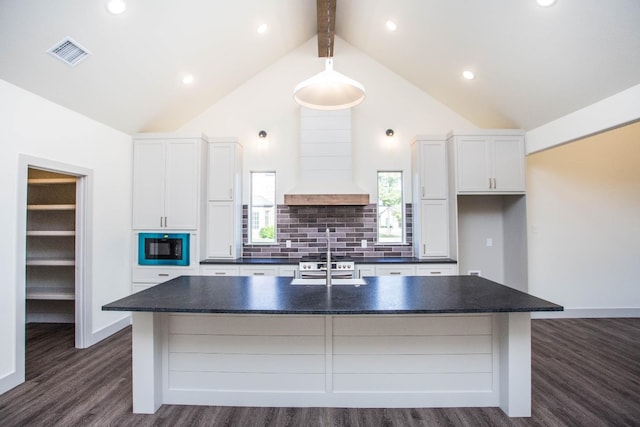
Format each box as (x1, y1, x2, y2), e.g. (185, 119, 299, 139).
(1, 0, 639, 134)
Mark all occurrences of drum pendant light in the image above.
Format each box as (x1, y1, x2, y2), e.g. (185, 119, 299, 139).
(293, 0, 365, 110)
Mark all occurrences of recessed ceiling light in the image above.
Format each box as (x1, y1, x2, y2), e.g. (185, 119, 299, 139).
(386, 20, 397, 32)
(106, 0, 126, 15)
(462, 70, 475, 80)
(257, 24, 268, 34)
(182, 75, 194, 85)
(536, 0, 557, 7)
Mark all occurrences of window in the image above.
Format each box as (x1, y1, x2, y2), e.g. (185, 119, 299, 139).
(377, 171, 404, 243)
(250, 172, 276, 243)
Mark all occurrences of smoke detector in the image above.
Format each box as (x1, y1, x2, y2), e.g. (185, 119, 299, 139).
(47, 37, 91, 67)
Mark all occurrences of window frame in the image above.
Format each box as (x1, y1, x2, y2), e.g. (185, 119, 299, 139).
(249, 171, 277, 245)
(376, 170, 405, 244)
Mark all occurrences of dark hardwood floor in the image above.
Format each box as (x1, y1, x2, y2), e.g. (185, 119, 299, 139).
(1, 318, 639, 426)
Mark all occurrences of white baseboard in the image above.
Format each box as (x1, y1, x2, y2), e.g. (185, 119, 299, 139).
(532, 308, 640, 319)
(85, 315, 131, 348)
(0, 370, 23, 396)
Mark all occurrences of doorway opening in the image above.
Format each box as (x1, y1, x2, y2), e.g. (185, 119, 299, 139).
(25, 168, 78, 326)
(17, 155, 91, 378)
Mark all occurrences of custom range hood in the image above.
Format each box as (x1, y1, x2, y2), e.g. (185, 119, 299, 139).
(284, 108, 369, 206)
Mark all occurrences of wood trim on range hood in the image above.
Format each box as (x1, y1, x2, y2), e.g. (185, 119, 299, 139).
(284, 193, 369, 206)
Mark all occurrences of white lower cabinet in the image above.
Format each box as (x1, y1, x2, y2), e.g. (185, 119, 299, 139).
(278, 265, 299, 277)
(415, 264, 458, 276)
(419, 200, 450, 258)
(206, 202, 239, 258)
(356, 264, 376, 278)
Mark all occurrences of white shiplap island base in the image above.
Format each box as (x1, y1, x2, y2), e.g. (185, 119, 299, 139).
(104, 275, 562, 417)
(133, 312, 530, 416)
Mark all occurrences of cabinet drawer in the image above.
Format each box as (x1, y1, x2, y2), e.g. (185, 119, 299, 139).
(415, 264, 458, 276)
(375, 265, 416, 276)
(132, 266, 196, 283)
(199, 265, 240, 276)
(240, 266, 279, 276)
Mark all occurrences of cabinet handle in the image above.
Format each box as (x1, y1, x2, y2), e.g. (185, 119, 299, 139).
(160, 216, 163, 228)
(229, 188, 232, 199)
(423, 244, 426, 254)
(431, 271, 442, 275)
(165, 216, 168, 227)
(158, 273, 169, 277)
(215, 272, 226, 275)
(493, 178, 497, 189)
(229, 245, 232, 255)
(421, 186, 425, 198)
(253, 272, 264, 276)
(389, 272, 402, 275)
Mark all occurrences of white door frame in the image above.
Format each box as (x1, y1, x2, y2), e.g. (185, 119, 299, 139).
(16, 155, 93, 376)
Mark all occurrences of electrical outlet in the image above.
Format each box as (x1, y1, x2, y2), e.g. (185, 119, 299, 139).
(361, 240, 367, 248)
(285, 240, 291, 248)
(486, 238, 493, 247)
(468, 270, 481, 276)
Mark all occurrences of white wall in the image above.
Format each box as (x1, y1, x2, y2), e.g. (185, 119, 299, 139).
(527, 121, 640, 317)
(0, 79, 132, 393)
(179, 36, 476, 203)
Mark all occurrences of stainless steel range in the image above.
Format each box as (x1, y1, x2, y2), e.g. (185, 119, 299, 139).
(298, 256, 355, 279)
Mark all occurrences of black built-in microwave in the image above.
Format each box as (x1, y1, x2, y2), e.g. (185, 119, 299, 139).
(138, 233, 189, 266)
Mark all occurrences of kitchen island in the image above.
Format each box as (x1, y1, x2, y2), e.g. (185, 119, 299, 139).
(103, 275, 561, 417)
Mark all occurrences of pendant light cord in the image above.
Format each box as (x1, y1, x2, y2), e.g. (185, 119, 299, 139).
(327, 0, 332, 58)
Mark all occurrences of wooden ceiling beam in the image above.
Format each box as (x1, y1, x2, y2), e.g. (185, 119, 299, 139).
(316, 0, 336, 57)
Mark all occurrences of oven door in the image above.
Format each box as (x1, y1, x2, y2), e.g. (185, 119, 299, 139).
(138, 233, 190, 266)
(299, 270, 354, 280)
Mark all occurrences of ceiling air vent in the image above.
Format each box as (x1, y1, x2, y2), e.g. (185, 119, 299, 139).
(47, 37, 91, 67)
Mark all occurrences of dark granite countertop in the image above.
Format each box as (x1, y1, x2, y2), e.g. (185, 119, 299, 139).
(103, 275, 562, 315)
(199, 257, 458, 265)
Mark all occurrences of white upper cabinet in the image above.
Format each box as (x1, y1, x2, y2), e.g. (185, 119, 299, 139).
(208, 143, 237, 201)
(418, 140, 448, 199)
(450, 131, 525, 194)
(132, 135, 206, 230)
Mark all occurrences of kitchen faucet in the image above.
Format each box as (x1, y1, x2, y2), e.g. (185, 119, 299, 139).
(326, 228, 332, 287)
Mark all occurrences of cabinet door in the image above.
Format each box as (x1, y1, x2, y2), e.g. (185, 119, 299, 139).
(164, 140, 200, 229)
(419, 200, 449, 257)
(356, 264, 376, 278)
(208, 144, 235, 201)
(456, 136, 491, 192)
(278, 265, 299, 278)
(492, 136, 525, 192)
(206, 201, 236, 258)
(132, 141, 165, 229)
(420, 141, 447, 199)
